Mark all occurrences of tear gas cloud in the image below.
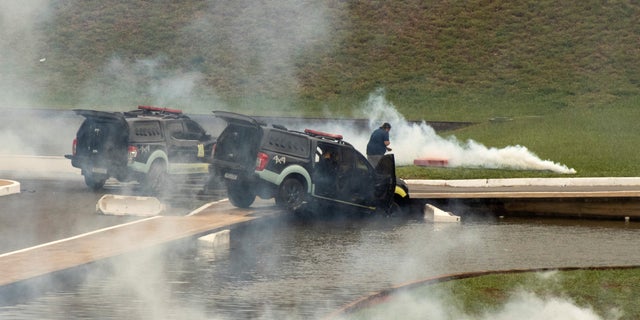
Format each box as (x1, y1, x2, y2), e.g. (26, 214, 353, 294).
(0, 1, 77, 156)
(77, 0, 332, 112)
(0, 0, 50, 107)
(77, 56, 218, 111)
(356, 289, 611, 320)
(309, 90, 576, 174)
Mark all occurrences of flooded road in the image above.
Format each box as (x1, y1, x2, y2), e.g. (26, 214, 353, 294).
(0, 176, 215, 254)
(1, 188, 639, 319)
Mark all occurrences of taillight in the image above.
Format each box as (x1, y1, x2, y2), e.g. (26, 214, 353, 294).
(127, 145, 138, 163)
(72, 138, 77, 156)
(210, 143, 217, 159)
(255, 152, 269, 171)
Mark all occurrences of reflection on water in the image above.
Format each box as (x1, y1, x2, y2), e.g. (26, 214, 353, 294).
(1, 215, 640, 319)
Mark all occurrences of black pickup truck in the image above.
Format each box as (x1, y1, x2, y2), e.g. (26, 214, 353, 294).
(208, 111, 410, 214)
(65, 106, 215, 194)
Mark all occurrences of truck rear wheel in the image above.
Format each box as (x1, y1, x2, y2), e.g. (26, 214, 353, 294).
(145, 160, 168, 195)
(84, 174, 107, 190)
(227, 180, 256, 208)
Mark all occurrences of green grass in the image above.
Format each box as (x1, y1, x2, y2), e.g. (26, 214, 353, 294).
(24, 1, 640, 108)
(345, 268, 640, 319)
(395, 94, 640, 179)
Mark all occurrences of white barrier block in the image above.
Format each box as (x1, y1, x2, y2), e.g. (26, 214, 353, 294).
(198, 230, 231, 260)
(96, 194, 165, 216)
(198, 229, 230, 248)
(423, 203, 461, 223)
(0, 180, 20, 196)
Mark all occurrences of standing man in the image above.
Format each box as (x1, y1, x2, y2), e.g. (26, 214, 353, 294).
(366, 122, 392, 166)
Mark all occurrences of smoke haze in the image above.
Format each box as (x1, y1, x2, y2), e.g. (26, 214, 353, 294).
(0, 0, 576, 175)
(77, 56, 217, 111)
(0, 0, 50, 107)
(356, 289, 609, 320)
(340, 90, 576, 174)
(68, 0, 334, 112)
(0, 1, 606, 320)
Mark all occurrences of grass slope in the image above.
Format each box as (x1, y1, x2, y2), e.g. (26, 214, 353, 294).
(31, 1, 640, 111)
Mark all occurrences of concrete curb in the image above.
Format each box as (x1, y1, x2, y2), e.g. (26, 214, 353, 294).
(0, 180, 20, 197)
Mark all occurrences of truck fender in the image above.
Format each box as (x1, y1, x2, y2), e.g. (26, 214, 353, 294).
(277, 165, 312, 192)
(133, 150, 168, 173)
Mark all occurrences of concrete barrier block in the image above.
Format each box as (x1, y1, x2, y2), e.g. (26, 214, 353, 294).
(96, 194, 165, 216)
(423, 203, 461, 223)
(0, 180, 20, 197)
(198, 229, 230, 248)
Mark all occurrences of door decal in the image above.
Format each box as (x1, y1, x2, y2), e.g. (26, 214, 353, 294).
(273, 155, 286, 164)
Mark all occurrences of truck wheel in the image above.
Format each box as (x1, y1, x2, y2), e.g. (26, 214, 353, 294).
(388, 199, 402, 215)
(227, 180, 255, 208)
(373, 200, 398, 217)
(84, 174, 107, 190)
(276, 177, 306, 213)
(145, 160, 168, 195)
(394, 193, 410, 210)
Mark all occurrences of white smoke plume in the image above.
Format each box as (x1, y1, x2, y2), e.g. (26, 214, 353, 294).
(0, 0, 50, 107)
(352, 289, 611, 320)
(337, 269, 616, 320)
(345, 90, 576, 174)
(77, 56, 216, 111)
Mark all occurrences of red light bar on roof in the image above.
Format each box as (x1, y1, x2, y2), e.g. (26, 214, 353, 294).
(138, 105, 183, 114)
(304, 129, 343, 140)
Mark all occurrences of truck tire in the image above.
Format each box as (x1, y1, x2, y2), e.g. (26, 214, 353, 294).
(84, 174, 107, 190)
(145, 160, 168, 195)
(276, 177, 306, 213)
(227, 180, 256, 208)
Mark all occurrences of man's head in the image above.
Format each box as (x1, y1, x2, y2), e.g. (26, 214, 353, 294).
(381, 122, 391, 131)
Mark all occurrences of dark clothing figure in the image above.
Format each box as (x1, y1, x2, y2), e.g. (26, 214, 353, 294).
(366, 123, 391, 166)
(315, 150, 338, 197)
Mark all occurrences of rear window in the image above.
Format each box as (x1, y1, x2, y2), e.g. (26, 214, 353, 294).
(264, 130, 310, 157)
(214, 123, 261, 165)
(131, 121, 163, 142)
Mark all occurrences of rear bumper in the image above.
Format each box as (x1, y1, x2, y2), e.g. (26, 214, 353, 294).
(210, 159, 253, 178)
(66, 155, 125, 176)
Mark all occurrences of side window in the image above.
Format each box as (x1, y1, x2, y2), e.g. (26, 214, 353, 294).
(338, 147, 355, 173)
(355, 152, 372, 172)
(167, 121, 185, 139)
(316, 143, 338, 165)
(315, 142, 340, 175)
(131, 121, 163, 142)
(265, 131, 310, 157)
(183, 120, 205, 140)
(339, 147, 370, 176)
